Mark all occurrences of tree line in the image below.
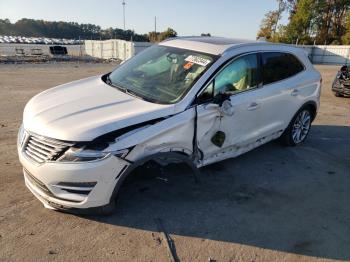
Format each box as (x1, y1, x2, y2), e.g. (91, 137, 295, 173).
(0, 18, 178, 42)
(257, 0, 350, 45)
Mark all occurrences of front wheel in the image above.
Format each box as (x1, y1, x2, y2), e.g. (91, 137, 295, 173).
(281, 108, 312, 146)
(335, 92, 343, 97)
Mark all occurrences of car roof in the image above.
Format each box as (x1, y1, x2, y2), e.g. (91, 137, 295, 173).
(159, 36, 294, 56)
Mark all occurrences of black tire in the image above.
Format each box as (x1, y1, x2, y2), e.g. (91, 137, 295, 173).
(335, 92, 343, 97)
(281, 107, 313, 146)
(95, 199, 117, 216)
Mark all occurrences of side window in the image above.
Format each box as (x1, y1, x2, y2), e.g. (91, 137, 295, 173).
(262, 52, 304, 85)
(197, 81, 214, 104)
(197, 54, 258, 103)
(213, 53, 259, 96)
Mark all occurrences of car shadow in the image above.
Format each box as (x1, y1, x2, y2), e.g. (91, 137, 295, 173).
(85, 125, 350, 260)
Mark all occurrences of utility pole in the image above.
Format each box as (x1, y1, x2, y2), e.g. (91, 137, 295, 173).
(154, 16, 157, 33)
(122, 0, 126, 30)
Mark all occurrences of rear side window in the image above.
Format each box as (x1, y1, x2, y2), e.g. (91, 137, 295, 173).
(262, 52, 304, 85)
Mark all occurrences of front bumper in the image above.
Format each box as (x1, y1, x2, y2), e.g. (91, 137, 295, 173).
(19, 146, 129, 210)
(332, 83, 350, 95)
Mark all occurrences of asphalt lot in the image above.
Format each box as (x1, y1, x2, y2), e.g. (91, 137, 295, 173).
(0, 63, 349, 262)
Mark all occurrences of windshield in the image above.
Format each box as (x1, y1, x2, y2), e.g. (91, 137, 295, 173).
(108, 45, 217, 104)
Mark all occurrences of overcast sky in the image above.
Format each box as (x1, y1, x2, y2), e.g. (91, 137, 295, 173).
(0, 0, 286, 39)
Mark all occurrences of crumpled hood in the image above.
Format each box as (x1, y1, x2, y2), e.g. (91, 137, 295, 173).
(23, 75, 174, 141)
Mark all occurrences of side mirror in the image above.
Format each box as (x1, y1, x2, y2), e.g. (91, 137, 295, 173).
(213, 92, 231, 106)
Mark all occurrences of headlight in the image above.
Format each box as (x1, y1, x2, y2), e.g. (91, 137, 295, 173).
(58, 146, 129, 162)
(17, 124, 26, 147)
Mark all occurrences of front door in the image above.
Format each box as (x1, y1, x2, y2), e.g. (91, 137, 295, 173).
(196, 53, 264, 165)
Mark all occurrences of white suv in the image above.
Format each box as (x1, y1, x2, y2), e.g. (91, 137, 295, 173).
(18, 37, 321, 214)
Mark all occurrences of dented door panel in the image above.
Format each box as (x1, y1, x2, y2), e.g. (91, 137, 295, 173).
(196, 104, 222, 159)
(196, 90, 263, 162)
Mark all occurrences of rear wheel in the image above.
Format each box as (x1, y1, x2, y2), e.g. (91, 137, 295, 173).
(282, 108, 312, 146)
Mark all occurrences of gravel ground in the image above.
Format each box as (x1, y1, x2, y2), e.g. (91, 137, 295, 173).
(0, 63, 349, 262)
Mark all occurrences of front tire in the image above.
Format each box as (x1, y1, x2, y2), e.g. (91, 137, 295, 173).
(95, 199, 117, 216)
(281, 108, 312, 146)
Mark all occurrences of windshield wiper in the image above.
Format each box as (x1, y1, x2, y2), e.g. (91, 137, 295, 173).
(124, 88, 145, 100)
(123, 87, 162, 103)
(105, 75, 162, 104)
(105, 75, 128, 93)
(106, 74, 113, 85)
(106, 77, 148, 101)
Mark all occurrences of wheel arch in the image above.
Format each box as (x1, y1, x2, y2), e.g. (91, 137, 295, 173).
(109, 151, 199, 203)
(300, 100, 318, 122)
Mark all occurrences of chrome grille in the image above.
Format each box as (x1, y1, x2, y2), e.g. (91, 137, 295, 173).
(24, 133, 73, 164)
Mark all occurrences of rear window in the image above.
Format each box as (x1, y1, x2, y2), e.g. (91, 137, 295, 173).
(262, 52, 304, 85)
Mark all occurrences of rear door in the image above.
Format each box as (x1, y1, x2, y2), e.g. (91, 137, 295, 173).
(257, 52, 306, 137)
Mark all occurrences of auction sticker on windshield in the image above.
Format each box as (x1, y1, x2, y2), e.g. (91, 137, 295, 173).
(185, 55, 211, 66)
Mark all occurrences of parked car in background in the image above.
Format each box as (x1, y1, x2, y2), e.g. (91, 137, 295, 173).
(0, 35, 83, 45)
(332, 65, 350, 97)
(18, 37, 322, 214)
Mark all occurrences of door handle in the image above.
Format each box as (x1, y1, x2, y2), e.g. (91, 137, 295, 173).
(247, 102, 259, 111)
(291, 89, 299, 96)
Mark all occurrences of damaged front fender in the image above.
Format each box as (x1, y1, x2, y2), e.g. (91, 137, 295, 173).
(105, 109, 196, 160)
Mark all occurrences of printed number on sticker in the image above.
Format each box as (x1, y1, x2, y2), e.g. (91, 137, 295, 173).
(185, 55, 211, 66)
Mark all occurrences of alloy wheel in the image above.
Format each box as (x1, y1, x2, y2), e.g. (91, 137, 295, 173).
(292, 110, 311, 144)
